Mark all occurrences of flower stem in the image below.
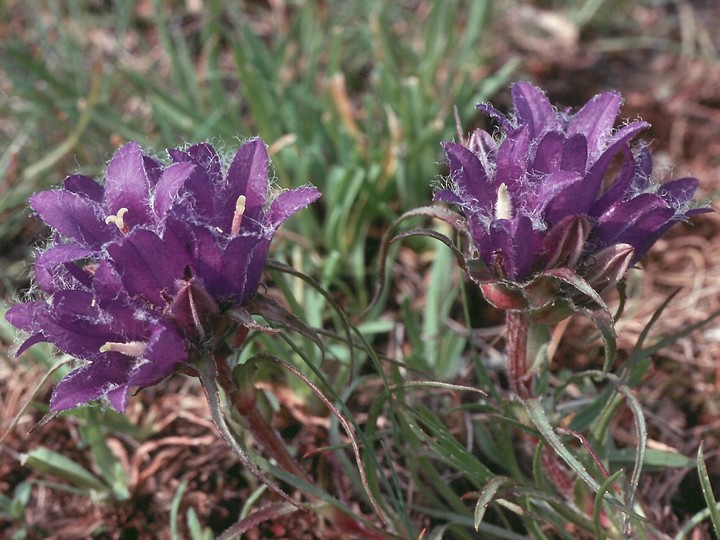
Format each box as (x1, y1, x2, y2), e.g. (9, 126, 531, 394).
(506, 315, 576, 499)
(195, 356, 299, 507)
(212, 356, 311, 484)
(506, 311, 531, 398)
(231, 388, 312, 483)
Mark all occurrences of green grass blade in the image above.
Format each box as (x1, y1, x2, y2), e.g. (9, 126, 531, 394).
(697, 444, 720, 538)
(21, 446, 108, 493)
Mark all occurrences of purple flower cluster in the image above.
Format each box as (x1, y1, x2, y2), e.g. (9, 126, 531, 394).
(436, 82, 707, 289)
(7, 139, 320, 412)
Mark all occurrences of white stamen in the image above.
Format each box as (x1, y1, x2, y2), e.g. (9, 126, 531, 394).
(105, 207, 129, 234)
(100, 341, 147, 357)
(230, 195, 246, 237)
(495, 183, 513, 220)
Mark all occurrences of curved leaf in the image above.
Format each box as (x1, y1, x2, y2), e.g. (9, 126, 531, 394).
(474, 476, 508, 530)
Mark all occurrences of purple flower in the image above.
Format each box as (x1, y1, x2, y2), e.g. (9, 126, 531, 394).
(436, 82, 708, 293)
(28, 142, 194, 293)
(7, 138, 320, 411)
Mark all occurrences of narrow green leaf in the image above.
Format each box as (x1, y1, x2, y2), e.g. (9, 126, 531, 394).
(474, 476, 508, 530)
(187, 507, 213, 540)
(80, 413, 130, 501)
(593, 469, 625, 539)
(400, 403, 494, 484)
(526, 399, 601, 491)
(170, 479, 188, 540)
(609, 448, 693, 469)
(587, 371, 647, 517)
(21, 447, 107, 493)
(697, 445, 720, 538)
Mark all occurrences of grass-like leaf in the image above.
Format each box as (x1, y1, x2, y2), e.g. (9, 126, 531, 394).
(697, 444, 720, 538)
(473, 476, 509, 530)
(21, 446, 108, 494)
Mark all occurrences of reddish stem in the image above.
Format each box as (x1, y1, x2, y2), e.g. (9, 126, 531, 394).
(234, 391, 312, 483)
(505, 311, 532, 398)
(210, 346, 311, 483)
(505, 314, 576, 498)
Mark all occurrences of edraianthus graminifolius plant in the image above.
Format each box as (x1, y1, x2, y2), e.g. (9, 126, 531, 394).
(434, 81, 709, 322)
(6, 138, 321, 412)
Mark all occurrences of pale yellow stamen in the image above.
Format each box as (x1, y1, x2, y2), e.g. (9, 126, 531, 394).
(105, 207, 130, 235)
(495, 183, 513, 220)
(230, 195, 246, 237)
(100, 341, 147, 357)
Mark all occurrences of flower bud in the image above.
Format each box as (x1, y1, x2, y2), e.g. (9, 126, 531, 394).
(480, 281, 528, 310)
(580, 243, 634, 295)
(540, 214, 591, 270)
(170, 275, 220, 341)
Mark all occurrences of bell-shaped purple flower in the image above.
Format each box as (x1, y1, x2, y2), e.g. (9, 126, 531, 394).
(30, 142, 195, 293)
(7, 138, 320, 412)
(436, 82, 709, 297)
(160, 139, 322, 305)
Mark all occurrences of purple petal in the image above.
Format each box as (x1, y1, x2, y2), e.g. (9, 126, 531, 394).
(166, 216, 222, 267)
(35, 244, 95, 267)
(567, 91, 622, 157)
(488, 216, 542, 281)
(64, 262, 95, 289)
(534, 171, 584, 222)
(180, 169, 219, 227)
(106, 387, 128, 412)
(90, 262, 137, 316)
(686, 207, 714, 218)
(468, 219, 497, 269)
(265, 187, 321, 230)
(104, 142, 153, 229)
(152, 161, 195, 219)
(168, 148, 192, 164)
(222, 234, 271, 303)
(50, 353, 132, 411)
(15, 333, 47, 357)
(166, 219, 225, 295)
(594, 193, 674, 259)
(576, 121, 649, 214)
(560, 134, 588, 174)
(511, 82, 558, 137)
(444, 142, 494, 210)
(467, 129, 497, 157)
(22, 291, 125, 358)
(495, 126, 531, 192)
(30, 190, 115, 248)
(636, 144, 652, 182)
(143, 155, 164, 186)
(476, 102, 513, 133)
(107, 229, 190, 305)
(659, 177, 699, 206)
(5, 302, 45, 334)
(183, 143, 223, 180)
(169, 144, 223, 225)
(127, 324, 187, 388)
(224, 138, 269, 225)
(533, 132, 565, 174)
(62, 174, 104, 203)
(589, 145, 635, 217)
(34, 245, 95, 291)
